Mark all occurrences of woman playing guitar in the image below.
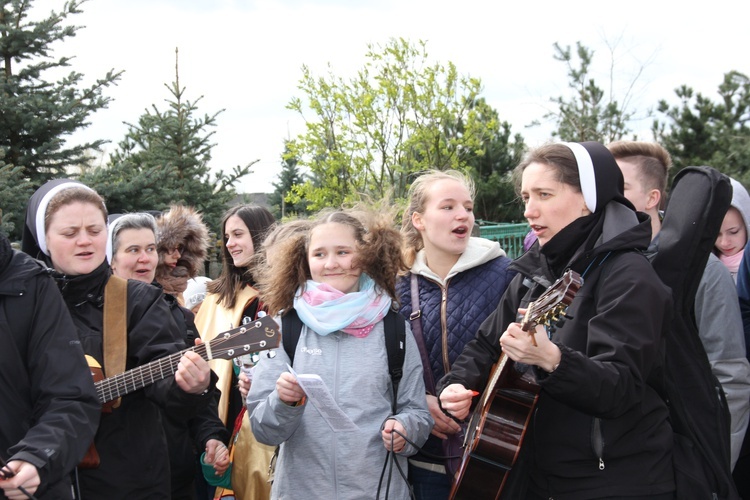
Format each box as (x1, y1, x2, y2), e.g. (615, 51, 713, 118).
(439, 142, 675, 500)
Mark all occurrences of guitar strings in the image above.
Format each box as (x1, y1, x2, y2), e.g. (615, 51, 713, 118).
(95, 330, 271, 402)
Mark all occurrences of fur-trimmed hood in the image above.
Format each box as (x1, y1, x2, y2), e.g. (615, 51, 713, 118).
(155, 205, 211, 284)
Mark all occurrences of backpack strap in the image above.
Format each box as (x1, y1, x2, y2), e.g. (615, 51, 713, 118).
(103, 275, 128, 409)
(281, 309, 304, 365)
(281, 307, 405, 414)
(384, 309, 406, 414)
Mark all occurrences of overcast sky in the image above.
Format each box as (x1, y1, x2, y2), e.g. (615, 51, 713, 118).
(30, 0, 750, 193)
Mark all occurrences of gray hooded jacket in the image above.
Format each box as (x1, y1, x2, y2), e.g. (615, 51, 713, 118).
(248, 318, 433, 499)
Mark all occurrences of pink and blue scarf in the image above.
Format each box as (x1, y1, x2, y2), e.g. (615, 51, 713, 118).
(293, 275, 391, 338)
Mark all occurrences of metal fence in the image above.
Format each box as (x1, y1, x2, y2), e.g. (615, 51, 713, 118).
(478, 222, 530, 260)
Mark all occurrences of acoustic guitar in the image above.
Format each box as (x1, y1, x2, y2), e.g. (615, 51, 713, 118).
(450, 269, 582, 500)
(79, 315, 280, 468)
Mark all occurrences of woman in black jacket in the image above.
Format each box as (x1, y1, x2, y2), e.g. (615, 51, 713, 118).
(0, 231, 99, 499)
(439, 142, 675, 499)
(109, 211, 230, 499)
(21, 179, 215, 499)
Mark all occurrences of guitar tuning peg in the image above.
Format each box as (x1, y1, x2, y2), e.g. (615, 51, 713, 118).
(266, 350, 276, 359)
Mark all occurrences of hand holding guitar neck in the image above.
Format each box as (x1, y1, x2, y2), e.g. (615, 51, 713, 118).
(500, 321, 562, 373)
(175, 346, 212, 395)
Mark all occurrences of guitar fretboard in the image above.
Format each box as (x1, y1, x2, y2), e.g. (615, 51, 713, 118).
(95, 343, 209, 404)
(93, 317, 280, 405)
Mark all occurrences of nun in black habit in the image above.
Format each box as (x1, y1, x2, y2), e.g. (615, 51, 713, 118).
(438, 142, 675, 499)
(21, 179, 216, 500)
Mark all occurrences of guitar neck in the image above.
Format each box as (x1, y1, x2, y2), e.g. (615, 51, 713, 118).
(93, 316, 281, 405)
(95, 343, 210, 405)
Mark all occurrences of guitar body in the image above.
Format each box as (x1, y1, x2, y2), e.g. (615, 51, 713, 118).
(450, 355, 540, 500)
(79, 361, 104, 469)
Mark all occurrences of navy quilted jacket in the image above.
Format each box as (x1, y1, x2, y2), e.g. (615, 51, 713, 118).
(396, 239, 517, 388)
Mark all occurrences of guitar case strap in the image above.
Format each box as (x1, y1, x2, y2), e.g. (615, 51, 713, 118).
(103, 275, 128, 409)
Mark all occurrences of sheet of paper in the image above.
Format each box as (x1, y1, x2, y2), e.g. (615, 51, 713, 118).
(286, 363, 359, 432)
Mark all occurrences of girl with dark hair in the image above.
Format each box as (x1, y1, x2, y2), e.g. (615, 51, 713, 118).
(439, 142, 675, 499)
(194, 203, 276, 499)
(204, 204, 277, 309)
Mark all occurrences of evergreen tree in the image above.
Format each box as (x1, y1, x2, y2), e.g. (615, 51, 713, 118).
(0, 160, 31, 237)
(0, 0, 121, 238)
(81, 49, 257, 233)
(453, 98, 526, 223)
(654, 70, 750, 184)
(537, 42, 634, 143)
(268, 141, 308, 219)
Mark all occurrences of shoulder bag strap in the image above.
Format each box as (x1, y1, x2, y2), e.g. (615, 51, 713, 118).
(409, 273, 436, 394)
(104, 275, 128, 408)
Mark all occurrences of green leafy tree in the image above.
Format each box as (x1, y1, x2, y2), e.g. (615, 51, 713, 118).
(454, 98, 526, 223)
(286, 38, 514, 210)
(537, 42, 635, 143)
(268, 141, 309, 219)
(653, 70, 750, 183)
(81, 49, 256, 233)
(0, 0, 121, 238)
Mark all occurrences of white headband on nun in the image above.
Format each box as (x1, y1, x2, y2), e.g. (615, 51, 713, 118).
(561, 142, 597, 213)
(35, 182, 97, 256)
(106, 216, 125, 264)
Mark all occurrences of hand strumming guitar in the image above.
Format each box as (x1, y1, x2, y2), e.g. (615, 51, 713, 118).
(426, 394, 461, 439)
(439, 385, 475, 421)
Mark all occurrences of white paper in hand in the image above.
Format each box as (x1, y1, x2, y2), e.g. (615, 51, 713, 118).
(286, 363, 359, 432)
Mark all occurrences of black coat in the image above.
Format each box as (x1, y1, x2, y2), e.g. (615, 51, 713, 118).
(439, 204, 675, 499)
(0, 248, 100, 499)
(54, 261, 214, 499)
(160, 292, 228, 499)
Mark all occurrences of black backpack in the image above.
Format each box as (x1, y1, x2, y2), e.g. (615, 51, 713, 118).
(281, 308, 406, 413)
(651, 166, 739, 500)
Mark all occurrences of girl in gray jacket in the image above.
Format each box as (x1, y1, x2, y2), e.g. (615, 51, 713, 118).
(248, 208, 433, 500)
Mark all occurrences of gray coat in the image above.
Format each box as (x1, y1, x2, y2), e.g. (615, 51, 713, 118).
(248, 318, 433, 500)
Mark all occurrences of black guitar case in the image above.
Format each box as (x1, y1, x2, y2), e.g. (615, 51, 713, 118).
(651, 166, 739, 499)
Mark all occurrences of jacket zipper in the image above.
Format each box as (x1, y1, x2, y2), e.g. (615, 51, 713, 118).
(332, 333, 341, 498)
(440, 282, 450, 375)
(591, 417, 605, 470)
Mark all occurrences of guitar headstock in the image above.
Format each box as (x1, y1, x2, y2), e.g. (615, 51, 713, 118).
(522, 269, 582, 331)
(206, 315, 281, 361)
